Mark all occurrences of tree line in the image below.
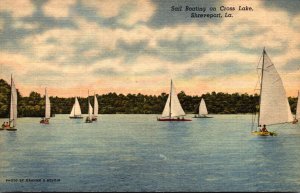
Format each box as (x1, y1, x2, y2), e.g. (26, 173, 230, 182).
(0, 79, 298, 117)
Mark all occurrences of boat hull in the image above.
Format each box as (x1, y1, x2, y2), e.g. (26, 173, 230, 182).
(157, 118, 191, 121)
(6, 128, 17, 131)
(1, 125, 11, 130)
(251, 131, 277, 136)
(193, 115, 213, 118)
(40, 119, 50, 124)
(69, 116, 83, 119)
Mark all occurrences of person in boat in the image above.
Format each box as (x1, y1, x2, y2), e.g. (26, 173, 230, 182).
(257, 125, 262, 132)
(6, 122, 9, 127)
(86, 117, 91, 122)
(2, 122, 10, 128)
(261, 124, 268, 132)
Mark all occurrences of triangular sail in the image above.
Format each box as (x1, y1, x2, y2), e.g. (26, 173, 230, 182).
(259, 50, 293, 126)
(9, 76, 17, 127)
(88, 102, 93, 120)
(296, 91, 300, 119)
(93, 95, 98, 116)
(45, 89, 51, 119)
(69, 97, 82, 117)
(199, 98, 208, 115)
(161, 80, 185, 118)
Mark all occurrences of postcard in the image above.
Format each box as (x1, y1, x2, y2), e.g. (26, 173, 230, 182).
(0, 0, 299, 192)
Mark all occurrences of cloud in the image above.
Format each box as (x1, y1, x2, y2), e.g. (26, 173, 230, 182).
(0, 0, 299, 97)
(43, 0, 75, 18)
(262, 0, 300, 15)
(0, 0, 34, 17)
(282, 58, 300, 72)
(82, 0, 156, 26)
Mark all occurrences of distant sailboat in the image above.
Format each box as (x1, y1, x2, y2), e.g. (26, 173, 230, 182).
(194, 98, 212, 118)
(252, 48, 293, 136)
(40, 88, 51, 124)
(92, 94, 98, 121)
(69, 97, 83, 119)
(85, 92, 93, 123)
(157, 79, 191, 121)
(293, 91, 299, 124)
(1, 75, 18, 131)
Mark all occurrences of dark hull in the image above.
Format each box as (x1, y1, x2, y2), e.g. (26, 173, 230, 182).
(40, 119, 50, 124)
(193, 116, 213, 118)
(69, 117, 83, 119)
(157, 118, 191, 121)
(6, 128, 17, 131)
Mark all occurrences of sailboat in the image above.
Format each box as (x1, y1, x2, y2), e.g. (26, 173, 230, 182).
(157, 79, 191, 121)
(85, 92, 93, 123)
(1, 75, 18, 131)
(252, 48, 293, 136)
(69, 97, 83, 119)
(194, 98, 213, 118)
(292, 90, 299, 124)
(40, 88, 51, 124)
(92, 94, 98, 121)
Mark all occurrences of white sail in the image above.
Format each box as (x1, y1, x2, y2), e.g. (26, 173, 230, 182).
(10, 76, 17, 127)
(88, 102, 93, 120)
(69, 97, 82, 117)
(259, 50, 293, 126)
(45, 89, 51, 119)
(93, 95, 98, 117)
(161, 80, 186, 118)
(296, 91, 300, 119)
(199, 98, 208, 115)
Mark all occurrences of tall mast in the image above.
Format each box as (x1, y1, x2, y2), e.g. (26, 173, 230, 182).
(169, 79, 172, 118)
(10, 74, 12, 123)
(257, 47, 265, 127)
(87, 90, 89, 118)
(296, 90, 299, 119)
(45, 87, 47, 118)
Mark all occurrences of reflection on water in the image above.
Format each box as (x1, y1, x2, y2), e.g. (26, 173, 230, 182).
(0, 114, 299, 192)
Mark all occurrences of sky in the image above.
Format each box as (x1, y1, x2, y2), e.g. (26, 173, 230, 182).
(0, 0, 299, 97)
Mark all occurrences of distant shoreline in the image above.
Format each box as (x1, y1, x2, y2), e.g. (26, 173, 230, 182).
(0, 79, 298, 118)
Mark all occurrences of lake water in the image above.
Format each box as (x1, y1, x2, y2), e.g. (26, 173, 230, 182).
(0, 114, 300, 192)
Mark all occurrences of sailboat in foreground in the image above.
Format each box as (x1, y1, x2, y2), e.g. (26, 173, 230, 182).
(92, 94, 98, 121)
(1, 75, 18, 131)
(69, 97, 83, 119)
(40, 88, 51, 124)
(252, 48, 293, 136)
(292, 90, 299, 124)
(194, 98, 212, 118)
(157, 80, 191, 121)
